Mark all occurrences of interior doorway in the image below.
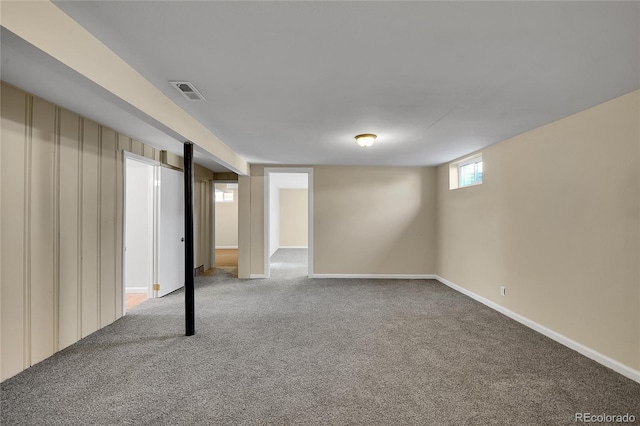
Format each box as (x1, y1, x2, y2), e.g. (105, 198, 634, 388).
(214, 182, 239, 271)
(123, 154, 187, 311)
(123, 153, 158, 312)
(264, 168, 313, 278)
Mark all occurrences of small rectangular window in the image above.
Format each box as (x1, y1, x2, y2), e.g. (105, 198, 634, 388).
(459, 158, 482, 187)
(449, 153, 483, 190)
(215, 191, 234, 203)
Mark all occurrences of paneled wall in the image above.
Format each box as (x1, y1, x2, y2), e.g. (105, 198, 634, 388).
(1, 82, 214, 381)
(194, 179, 214, 271)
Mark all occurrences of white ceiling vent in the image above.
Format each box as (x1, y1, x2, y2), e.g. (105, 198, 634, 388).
(169, 81, 206, 101)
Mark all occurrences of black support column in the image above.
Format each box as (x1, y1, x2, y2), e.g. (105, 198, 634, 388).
(184, 142, 195, 336)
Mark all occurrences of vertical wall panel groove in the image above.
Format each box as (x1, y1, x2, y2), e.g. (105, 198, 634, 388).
(99, 127, 116, 326)
(114, 138, 120, 320)
(58, 108, 81, 349)
(131, 139, 143, 156)
(143, 144, 154, 160)
(114, 128, 126, 319)
(77, 118, 83, 340)
(81, 119, 99, 338)
(113, 135, 118, 322)
(53, 107, 61, 352)
(29, 97, 56, 365)
(116, 134, 128, 318)
(204, 182, 211, 270)
(198, 182, 202, 268)
(115, 138, 124, 318)
(202, 183, 208, 269)
(97, 127, 102, 327)
(24, 95, 32, 369)
(204, 181, 208, 269)
(1, 85, 28, 380)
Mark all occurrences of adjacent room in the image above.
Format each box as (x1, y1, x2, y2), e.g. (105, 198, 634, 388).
(214, 182, 239, 272)
(266, 170, 311, 279)
(1, 1, 638, 424)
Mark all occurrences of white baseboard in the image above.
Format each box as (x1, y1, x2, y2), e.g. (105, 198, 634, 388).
(312, 274, 437, 280)
(215, 246, 238, 249)
(250, 274, 266, 279)
(278, 246, 308, 249)
(434, 275, 640, 384)
(125, 287, 147, 293)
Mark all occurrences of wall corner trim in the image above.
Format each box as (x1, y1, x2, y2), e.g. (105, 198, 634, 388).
(311, 274, 438, 280)
(434, 275, 640, 384)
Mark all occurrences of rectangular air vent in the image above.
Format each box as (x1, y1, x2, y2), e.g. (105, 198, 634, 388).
(169, 81, 206, 101)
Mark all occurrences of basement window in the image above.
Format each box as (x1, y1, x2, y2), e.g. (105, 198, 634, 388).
(215, 191, 234, 203)
(449, 154, 483, 190)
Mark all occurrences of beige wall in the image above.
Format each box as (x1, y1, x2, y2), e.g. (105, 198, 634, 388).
(215, 187, 239, 248)
(314, 166, 436, 275)
(0, 82, 214, 381)
(436, 90, 640, 371)
(244, 165, 437, 276)
(248, 166, 266, 276)
(279, 189, 308, 247)
(237, 175, 251, 279)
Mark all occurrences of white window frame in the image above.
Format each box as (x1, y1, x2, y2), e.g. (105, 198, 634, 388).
(449, 153, 483, 190)
(215, 190, 234, 203)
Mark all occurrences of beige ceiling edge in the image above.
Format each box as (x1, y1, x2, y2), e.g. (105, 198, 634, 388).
(0, 0, 249, 176)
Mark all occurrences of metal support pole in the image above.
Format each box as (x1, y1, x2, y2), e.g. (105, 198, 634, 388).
(184, 142, 195, 336)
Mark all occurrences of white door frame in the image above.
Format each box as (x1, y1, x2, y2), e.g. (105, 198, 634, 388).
(264, 167, 313, 278)
(122, 152, 160, 313)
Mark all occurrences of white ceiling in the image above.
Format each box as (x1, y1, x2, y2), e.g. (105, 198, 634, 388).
(0, 28, 232, 173)
(4, 1, 639, 169)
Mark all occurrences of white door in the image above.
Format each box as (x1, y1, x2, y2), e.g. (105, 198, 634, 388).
(124, 159, 154, 294)
(157, 167, 185, 297)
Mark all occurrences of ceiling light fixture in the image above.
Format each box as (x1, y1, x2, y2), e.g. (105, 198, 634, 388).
(355, 133, 376, 148)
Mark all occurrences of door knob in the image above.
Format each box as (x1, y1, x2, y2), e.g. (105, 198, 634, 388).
(181, 237, 185, 242)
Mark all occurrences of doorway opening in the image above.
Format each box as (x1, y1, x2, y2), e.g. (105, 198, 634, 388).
(123, 153, 158, 312)
(123, 153, 186, 312)
(214, 182, 239, 273)
(264, 168, 313, 278)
